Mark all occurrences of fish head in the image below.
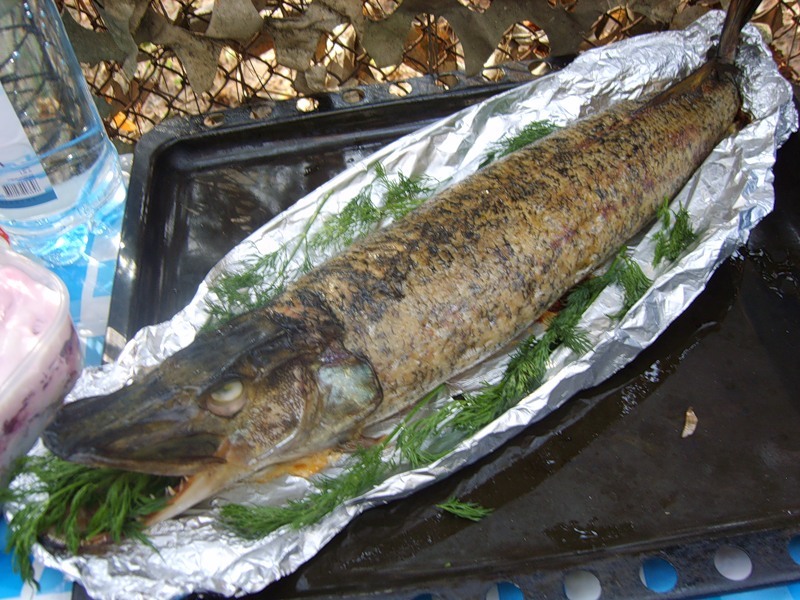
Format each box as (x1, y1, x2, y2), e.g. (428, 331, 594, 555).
(42, 311, 383, 518)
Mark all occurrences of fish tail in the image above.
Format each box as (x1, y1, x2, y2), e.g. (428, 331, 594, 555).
(717, 0, 762, 64)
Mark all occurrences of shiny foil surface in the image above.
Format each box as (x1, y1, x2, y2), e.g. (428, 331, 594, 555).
(11, 11, 798, 599)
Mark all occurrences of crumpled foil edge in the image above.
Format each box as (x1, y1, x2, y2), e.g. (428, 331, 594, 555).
(16, 11, 798, 600)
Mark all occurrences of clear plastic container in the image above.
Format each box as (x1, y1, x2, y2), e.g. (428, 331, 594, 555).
(0, 0, 127, 266)
(0, 239, 82, 487)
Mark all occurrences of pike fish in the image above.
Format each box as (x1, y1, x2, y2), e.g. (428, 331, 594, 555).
(43, 0, 761, 524)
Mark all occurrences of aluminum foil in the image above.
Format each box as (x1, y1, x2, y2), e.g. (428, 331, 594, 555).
(16, 11, 798, 599)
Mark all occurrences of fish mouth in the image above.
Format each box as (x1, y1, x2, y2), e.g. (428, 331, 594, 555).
(42, 374, 229, 477)
(58, 430, 227, 476)
(144, 440, 254, 525)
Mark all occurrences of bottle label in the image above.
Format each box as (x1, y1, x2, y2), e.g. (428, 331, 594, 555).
(0, 84, 57, 210)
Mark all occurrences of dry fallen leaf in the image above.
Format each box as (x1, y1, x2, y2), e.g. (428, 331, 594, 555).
(137, 9, 221, 94)
(61, 10, 128, 66)
(362, 0, 593, 75)
(681, 407, 698, 438)
(205, 0, 263, 41)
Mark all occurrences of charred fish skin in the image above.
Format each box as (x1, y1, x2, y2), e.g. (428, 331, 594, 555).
(43, 0, 761, 522)
(274, 65, 742, 425)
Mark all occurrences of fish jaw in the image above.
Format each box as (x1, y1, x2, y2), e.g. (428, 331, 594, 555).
(144, 440, 250, 525)
(145, 344, 385, 522)
(41, 372, 230, 477)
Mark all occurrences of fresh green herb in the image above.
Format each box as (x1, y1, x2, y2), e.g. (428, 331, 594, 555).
(204, 251, 288, 326)
(436, 498, 493, 521)
(610, 253, 653, 320)
(221, 446, 389, 538)
(374, 163, 436, 220)
(0, 455, 175, 584)
(481, 120, 559, 167)
(396, 402, 457, 468)
(308, 164, 435, 256)
(307, 187, 378, 253)
(653, 199, 697, 266)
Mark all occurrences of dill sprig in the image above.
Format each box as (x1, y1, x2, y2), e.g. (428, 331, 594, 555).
(308, 164, 435, 256)
(396, 403, 458, 468)
(307, 187, 378, 252)
(204, 191, 333, 328)
(375, 163, 436, 220)
(0, 455, 175, 584)
(481, 120, 559, 167)
(610, 254, 653, 320)
(220, 386, 446, 538)
(436, 498, 493, 522)
(653, 200, 697, 266)
(204, 251, 288, 326)
(221, 446, 389, 539)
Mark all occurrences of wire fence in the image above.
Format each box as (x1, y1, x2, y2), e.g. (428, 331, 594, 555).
(60, 0, 800, 145)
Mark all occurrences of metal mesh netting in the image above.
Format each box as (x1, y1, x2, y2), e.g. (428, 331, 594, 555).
(60, 0, 800, 145)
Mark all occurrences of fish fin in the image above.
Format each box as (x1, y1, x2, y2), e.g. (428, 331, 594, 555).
(642, 62, 720, 110)
(721, 108, 754, 137)
(249, 449, 341, 482)
(644, 0, 761, 112)
(717, 0, 762, 65)
(336, 433, 388, 453)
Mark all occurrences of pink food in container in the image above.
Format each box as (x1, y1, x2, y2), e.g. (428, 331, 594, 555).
(0, 240, 82, 487)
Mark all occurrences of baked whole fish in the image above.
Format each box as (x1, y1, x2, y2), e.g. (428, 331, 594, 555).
(43, 0, 762, 524)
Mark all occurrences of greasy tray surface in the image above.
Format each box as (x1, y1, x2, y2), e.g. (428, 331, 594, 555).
(106, 76, 800, 598)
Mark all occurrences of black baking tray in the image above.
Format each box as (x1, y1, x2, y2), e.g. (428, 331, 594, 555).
(99, 64, 800, 599)
(105, 62, 562, 356)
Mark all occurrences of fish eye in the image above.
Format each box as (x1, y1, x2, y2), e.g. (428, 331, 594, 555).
(211, 380, 243, 403)
(206, 379, 246, 417)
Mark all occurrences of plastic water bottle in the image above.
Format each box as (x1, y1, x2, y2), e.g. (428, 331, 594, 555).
(0, 0, 126, 266)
